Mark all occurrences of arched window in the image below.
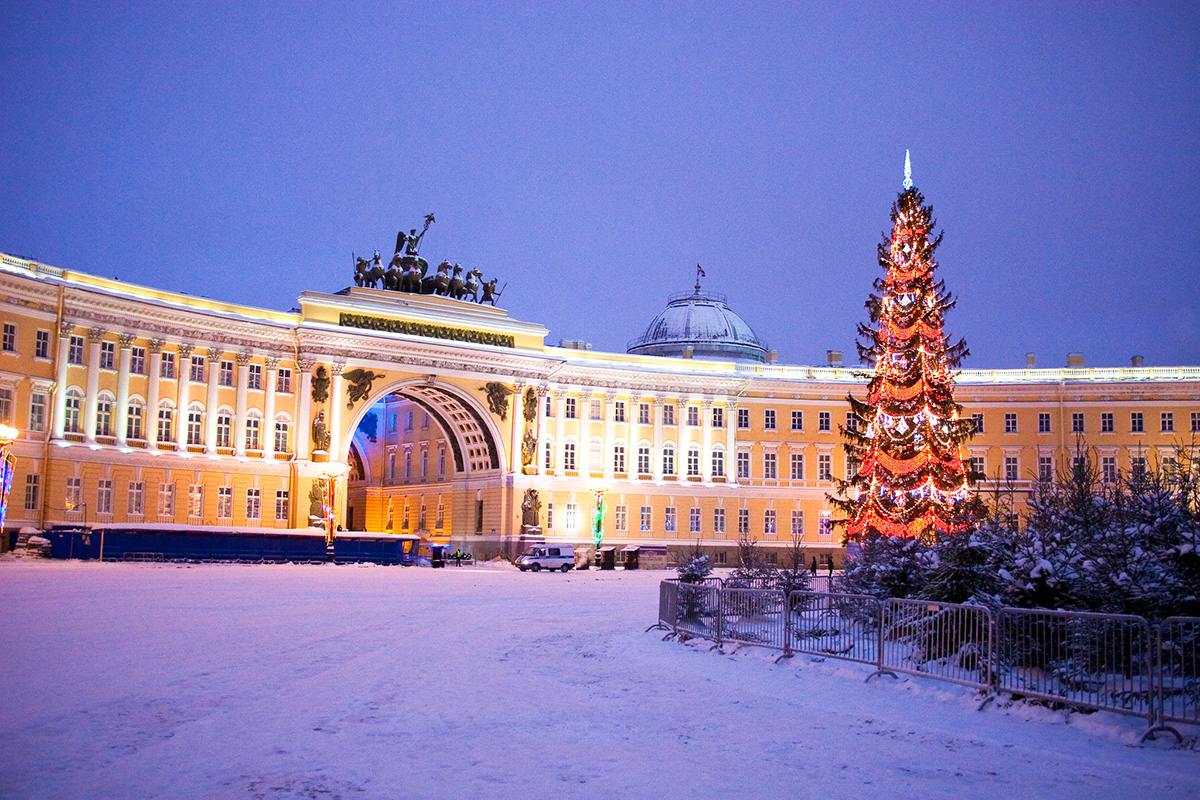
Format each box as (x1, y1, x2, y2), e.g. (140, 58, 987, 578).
(65, 388, 83, 433)
(215, 407, 233, 449)
(186, 402, 204, 446)
(686, 445, 701, 477)
(96, 392, 115, 437)
(589, 436, 603, 474)
(662, 443, 676, 476)
(637, 440, 652, 475)
(711, 445, 725, 478)
(273, 413, 290, 453)
(157, 400, 175, 443)
(126, 397, 145, 440)
(612, 440, 627, 474)
(245, 410, 262, 450)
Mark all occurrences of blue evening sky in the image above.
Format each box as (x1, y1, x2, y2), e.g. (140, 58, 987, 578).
(2, 2, 1197, 368)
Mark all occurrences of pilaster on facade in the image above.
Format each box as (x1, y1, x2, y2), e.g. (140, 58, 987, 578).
(146, 341, 164, 449)
(51, 321, 72, 440)
(652, 393, 665, 483)
(534, 385, 548, 476)
(725, 398, 739, 487)
(328, 361, 346, 461)
(114, 332, 136, 446)
(603, 391, 616, 481)
(263, 356, 280, 458)
(83, 328, 104, 442)
(234, 352, 252, 456)
(295, 358, 314, 458)
(175, 344, 194, 452)
(509, 381, 525, 475)
(552, 388, 566, 475)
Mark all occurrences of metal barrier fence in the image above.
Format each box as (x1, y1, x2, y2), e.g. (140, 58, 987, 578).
(653, 580, 1199, 741)
(880, 599, 995, 691)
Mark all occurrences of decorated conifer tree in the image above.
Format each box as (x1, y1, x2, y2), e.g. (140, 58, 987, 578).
(832, 153, 979, 541)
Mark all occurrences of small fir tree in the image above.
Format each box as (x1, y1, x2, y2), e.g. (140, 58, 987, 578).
(832, 152, 980, 541)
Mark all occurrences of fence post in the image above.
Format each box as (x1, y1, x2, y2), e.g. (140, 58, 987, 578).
(712, 586, 725, 652)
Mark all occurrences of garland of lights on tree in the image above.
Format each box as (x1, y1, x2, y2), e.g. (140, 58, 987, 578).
(832, 153, 979, 541)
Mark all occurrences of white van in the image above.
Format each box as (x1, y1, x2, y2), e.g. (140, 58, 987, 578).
(517, 544, 575, 573)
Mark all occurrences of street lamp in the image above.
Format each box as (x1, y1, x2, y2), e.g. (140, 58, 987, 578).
(0, 423, 18, 533)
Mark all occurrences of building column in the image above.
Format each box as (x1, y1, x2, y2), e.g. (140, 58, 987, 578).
(83, 328, 104, 442)
(176, 344, 193, 450)
(702, 397, 714, 483)
(535, 385, 548, 476)
(628, 394, 639, 474)
(296, 359, 313, 458)
(146, 339, 163, 449)
(328, 362, 345, 460)
(652, 393, 664, 482)
(553, 388, 566, 473)
(263, 356, 279, 458)
(204, 346, 221, 455)
(52, 319, 72, 441)
(603, 391, 615, 481)
(726, 398, 738, 487)
(509, 382, 525, 475)
(234, 352, 251, 456)
(579, 391, 594, 478)
(114, 333, 136, 446)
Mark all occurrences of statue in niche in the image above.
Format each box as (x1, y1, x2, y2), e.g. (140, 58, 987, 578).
(523, 388, 537, 422)
(521, 430, 537, 468)
(481, 382, 512, 420)
(521, 489, 542, 531)
(308, 479, 328, 526)
(311, 410, 331, 453)
(342, 368, 385, 409)
(311, 366, 330, 403)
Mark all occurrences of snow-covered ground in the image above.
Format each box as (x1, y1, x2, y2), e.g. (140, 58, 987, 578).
(0, 561, 1195, 800)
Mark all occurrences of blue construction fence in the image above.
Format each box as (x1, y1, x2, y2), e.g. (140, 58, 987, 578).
(41, 526, 420, 566)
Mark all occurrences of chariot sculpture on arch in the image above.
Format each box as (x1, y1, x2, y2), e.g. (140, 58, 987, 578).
(351, 212, 505, 306)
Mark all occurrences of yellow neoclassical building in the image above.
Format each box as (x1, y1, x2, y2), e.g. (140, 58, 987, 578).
(1, 251, 1197, 563)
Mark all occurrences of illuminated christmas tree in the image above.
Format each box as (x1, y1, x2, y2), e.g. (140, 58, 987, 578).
(833, 152, 979, 541)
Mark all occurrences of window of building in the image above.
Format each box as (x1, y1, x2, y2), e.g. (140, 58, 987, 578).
(125, 346, 145, 376)
(638, 403, 650, 424)
(99, 341, 115, 370)
(1071, 412, 1085, 434)
(96, 479, 113, 515)
(155, 483, 172, 518)
(544, 440, 553, 470)
(156, 406, 173, 442)
(0, 388, 10, 424)
(764, 409, 776, 430)
(1004, 413, 1017, 433)
(96, 397, 113, 437)
(276, 368, 292, 393)
(1131, 412, 1144, 433)
(1004, 455, 1019, 482)
(216, 413, 232, 448)
(686, 405, 699, 427)
(274, 420, 289, 452)
(35, 329, 50, 359)
(663, 404, 675, 426)
(126, 401, 144, 440)
(662, 444, 675, 475)
(818, 411, 831, 432)
(818, 512, 833, 538)
(689, 507, 701, 534)
(563, 442, 576, 471)
(639, 505, 651, 532)
(846, 412, 860, 433)
(1039, 451, 1063, 484)
(128, 481, 144, 516)
(589, 398, 602, 420)
(736, 450, 750, 479)
(247, 363, 262, 390)
(791, 410, 804, 431)
(190, 356, 205, 383)
(712, 406, 723, 428)
(1132, 455, 1147, 480)
(219, 360, 234, 387)
(686, 446, 700, 477)
(275, 490, 289, 521)
(711, 448, 725, 478)
(29, 392, 47, 433)
(1101, 456, 1117, 484)
(818, 454, 832, 481)
(68, 335, 84, 365)
(713, 507, 726, 535)
(1192, 412, 1200, 433)
(187, 484, 203, 518)
(1161, 412, 1175, 433)
(790, 452, 804, 480)
(637, 445, 650, 474)
(615, 505, 627, 531)
(65, 476, 82, 514)
(1038, 412, 1051, 434)
(216, 486, 232, 519)
(791, 509, 804, 537)
(159, 351, 176, 379)
(614, 401, 626, 423)
(186, 409, 203, 446)
(566, 502, 579, 530)
(737, 508, 750, 535)
(404, 410, 414, 431)
(24, 474, 39, 511)
(246, 488, 261, 521)
(971, 413, 984, 434)
(664, 506, 676, 533)
(1100, 412, 1114, 433)
(64, 388, 83, 433)
(1, 323, 15, 353)
(245, 417, 261, 450)
(764, 509, 777, 536)
(763, 451, 777, 480)
(420, 449, 429, 480)
(737, 408, 750, 429)
(565, 397, 577, 419)
(969, 456, 985, 481)
(544, 502, 553, 530)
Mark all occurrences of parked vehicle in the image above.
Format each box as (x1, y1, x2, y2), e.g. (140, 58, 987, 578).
(517, 544, 575, 573)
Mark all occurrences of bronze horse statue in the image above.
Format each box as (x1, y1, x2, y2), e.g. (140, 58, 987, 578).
(355, 252, 385, 288)
(421, 260, 453, 295)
